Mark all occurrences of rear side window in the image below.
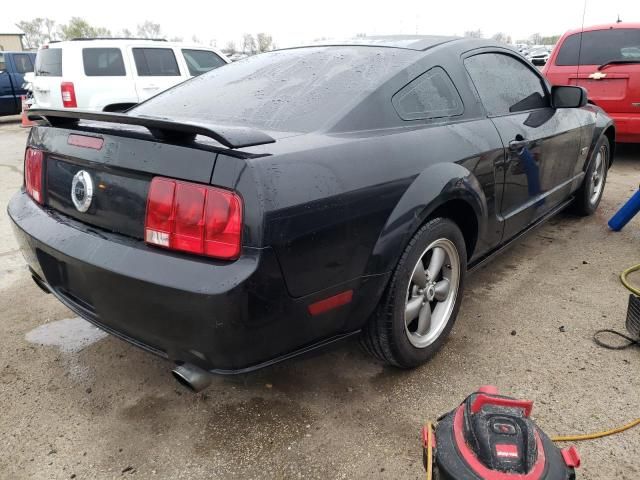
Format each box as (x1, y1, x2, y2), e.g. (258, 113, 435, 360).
(182, 49, 226, 76)
(35, 48, 62, 77)
(83, 48, 126, 76)
(13, 54, 34, 74)
(465, 53, 549, 116)
(392, 67, 463, 120)
(556, 28, 640, 66)
(0, 53, 5, 72)
(133, 48, 180, 76)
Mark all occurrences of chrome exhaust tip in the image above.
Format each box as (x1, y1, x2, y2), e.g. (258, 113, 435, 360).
(171, 363, 212, 393)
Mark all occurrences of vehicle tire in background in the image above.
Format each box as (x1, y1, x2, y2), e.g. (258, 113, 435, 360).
(361, 217, 467, 368)
(573, 135, 610, 216)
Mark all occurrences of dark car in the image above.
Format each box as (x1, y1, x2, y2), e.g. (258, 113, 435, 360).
(0, 51, 36, 116)
(9, 36, 614, 389)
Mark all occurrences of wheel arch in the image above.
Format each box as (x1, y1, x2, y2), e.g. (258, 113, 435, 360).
(364, 162, 487, 278)
(603, 125, 615, 166)
(103, 102, 137, 113)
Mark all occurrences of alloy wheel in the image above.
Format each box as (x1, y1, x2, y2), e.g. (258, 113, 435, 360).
(589, 145, 607, 205)
(404, 238, 460, 348)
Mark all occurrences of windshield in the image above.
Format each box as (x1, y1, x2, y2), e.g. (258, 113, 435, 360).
(35, 48, 62, 76)
(132, 46, 418, 133)
(556, 28, 640, 66)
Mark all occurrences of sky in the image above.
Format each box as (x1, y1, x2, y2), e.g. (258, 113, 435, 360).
(3, 0, 639, 48)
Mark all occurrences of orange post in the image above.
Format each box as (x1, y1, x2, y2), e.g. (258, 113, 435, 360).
(20, 96, 36, 128)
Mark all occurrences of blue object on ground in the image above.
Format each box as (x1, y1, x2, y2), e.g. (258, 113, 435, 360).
(609, 188, 640, 231)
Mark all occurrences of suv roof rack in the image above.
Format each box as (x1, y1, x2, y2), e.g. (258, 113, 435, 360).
(69, 37, 167, 42)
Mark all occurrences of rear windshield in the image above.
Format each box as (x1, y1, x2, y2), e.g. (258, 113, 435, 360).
(35, 48, 62, 76)
(182, 49, 226, 76)
(83, 48, 126, 76)
(132, 47, 417, 133)
(556, 28, 640, 66)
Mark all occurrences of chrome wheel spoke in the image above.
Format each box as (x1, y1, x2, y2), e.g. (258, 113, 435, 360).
(434, 279, 450, 301)
(412, 260, 428, 288)
(415, 303, 432, 336)
(426, 247, 445, 281)
(404, 238, 460, 349)
(405, 296, 423, 325)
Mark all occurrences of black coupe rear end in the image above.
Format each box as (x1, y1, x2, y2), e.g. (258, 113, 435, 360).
(9, 37, 614, 378)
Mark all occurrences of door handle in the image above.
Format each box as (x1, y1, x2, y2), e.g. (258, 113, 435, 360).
(509, 138, 530, 151)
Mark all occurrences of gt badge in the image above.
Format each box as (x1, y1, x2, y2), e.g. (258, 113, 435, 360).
(71, 170, 94, 213)
(588, 72, 607, 80)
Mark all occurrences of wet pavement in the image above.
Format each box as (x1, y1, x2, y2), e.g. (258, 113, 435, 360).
(0, 120, 639, 479)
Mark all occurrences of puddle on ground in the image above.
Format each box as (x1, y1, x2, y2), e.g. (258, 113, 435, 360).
(25, 316, 108, 353)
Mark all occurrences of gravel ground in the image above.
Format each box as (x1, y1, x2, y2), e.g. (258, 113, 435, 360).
(0, 119, 639, 479)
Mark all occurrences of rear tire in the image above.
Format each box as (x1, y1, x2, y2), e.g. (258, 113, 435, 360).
(361, 218, 467, 368)
(573, 136, 609, 216)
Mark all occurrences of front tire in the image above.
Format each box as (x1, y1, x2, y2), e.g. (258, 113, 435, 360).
(361, 218, 467, 368)
(573, 136, 609, 216)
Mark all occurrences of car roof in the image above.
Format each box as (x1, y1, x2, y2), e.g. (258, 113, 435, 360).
(43, 38, 221, 51)
(301, 35, 462, 51)
(562, 22, 640, 36)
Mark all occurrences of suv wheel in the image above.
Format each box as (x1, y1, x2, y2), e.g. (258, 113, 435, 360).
(361, 217, 467, 368)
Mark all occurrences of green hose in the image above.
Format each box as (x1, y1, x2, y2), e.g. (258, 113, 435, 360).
(621, 264, 640, 296)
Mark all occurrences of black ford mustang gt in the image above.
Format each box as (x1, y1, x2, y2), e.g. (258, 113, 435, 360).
(9, 36, 613, 383)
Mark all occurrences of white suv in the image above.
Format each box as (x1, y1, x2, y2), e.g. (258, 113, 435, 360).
(32, 38, 229, 112)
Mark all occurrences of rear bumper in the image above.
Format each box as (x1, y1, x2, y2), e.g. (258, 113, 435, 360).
(610, 112, 640, 143)
(8, 191, 364, 373)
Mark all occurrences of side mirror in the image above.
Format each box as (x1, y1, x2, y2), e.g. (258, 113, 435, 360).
(552, 85, 588, 108)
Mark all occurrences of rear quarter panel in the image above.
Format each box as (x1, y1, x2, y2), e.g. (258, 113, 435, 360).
(244, 120, 503, 300)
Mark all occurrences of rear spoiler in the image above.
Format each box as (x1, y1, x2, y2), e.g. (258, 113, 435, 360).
(27, 108, 276, 149)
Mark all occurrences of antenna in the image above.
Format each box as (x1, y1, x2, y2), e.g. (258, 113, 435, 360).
(617, 14, 622, 23)
(576, 0, 588, 79)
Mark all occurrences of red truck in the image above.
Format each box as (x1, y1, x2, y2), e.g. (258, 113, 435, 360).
(543, 22, 640, 143)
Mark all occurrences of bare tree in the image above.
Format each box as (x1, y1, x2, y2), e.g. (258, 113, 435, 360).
(242, 34, 257, 55)
(16, 18, 58, 48)
(119, 28, 133, 38)
(529, 32, 543, 45)
(464, 29, 483, 38)
(256, 33, 274, 53)
(491, 32, 512, 44)
(137, 21, 162, 39)
(224, 41, 237, 55)
(191, 35, 201, 44)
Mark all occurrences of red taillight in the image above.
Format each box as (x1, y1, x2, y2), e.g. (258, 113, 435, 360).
(24, 148, 44, 204)
(60, 82, 77, 108)
(145, 177, 243, 260)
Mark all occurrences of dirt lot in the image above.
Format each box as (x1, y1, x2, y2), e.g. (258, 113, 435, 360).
(0, 118, 639, 479)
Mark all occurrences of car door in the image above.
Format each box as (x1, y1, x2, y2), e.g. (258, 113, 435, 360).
(464, 51, 583, 241)
(79, 47, 137, 110)
(130, 47, 185, 101)
(9, 53, 34, 98)
(0, 52, 15, 115)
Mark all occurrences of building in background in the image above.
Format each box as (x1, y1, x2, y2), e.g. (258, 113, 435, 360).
(0, 23, 24, 51)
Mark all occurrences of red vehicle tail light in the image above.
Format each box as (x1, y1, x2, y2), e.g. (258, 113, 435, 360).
(145, 177, 243, 260)
(60, 82, 77, 108)
(24, 147, 44, 204)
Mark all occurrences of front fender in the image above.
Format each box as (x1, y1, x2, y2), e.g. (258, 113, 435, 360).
(364, 161, 488, 276)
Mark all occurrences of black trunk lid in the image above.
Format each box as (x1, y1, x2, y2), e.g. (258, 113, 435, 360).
(32, 125, 219, 240)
